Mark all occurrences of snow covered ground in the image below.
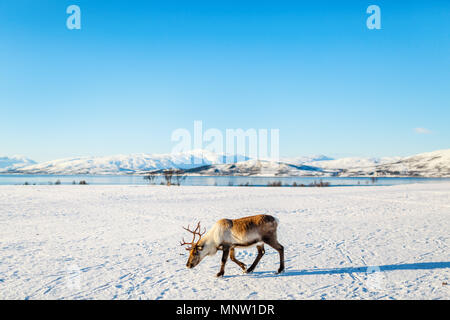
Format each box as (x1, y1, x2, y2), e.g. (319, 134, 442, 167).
(0, 183, 449, 300)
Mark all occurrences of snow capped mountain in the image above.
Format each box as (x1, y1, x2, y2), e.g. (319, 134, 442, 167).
(329, 149, 450, 177)
(305, 156, 402, 171)
(185, 150, 450, 177)
(370, 149, 450, 177)
(2, 150, 248, 175)
(185, 159, 328, 176)
(281, 155, 334, 166)
(0, 155, 36, 170)
(2, 149, 449, 177)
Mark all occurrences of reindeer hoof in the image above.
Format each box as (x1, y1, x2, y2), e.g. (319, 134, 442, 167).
(276, 268, 285, 275)
(216, 272, 224, 277)
(245, 269, 254, 274)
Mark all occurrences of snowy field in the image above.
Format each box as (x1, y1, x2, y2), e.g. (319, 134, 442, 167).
(0, 183, 449, 300)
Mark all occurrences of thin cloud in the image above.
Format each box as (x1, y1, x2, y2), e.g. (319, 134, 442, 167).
(414, 127, 432, 134)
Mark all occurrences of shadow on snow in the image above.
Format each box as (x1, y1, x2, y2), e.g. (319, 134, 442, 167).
(224, 261, 450, 278)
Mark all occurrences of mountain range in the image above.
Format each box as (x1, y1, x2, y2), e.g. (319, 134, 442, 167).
(0, 156, 36, 170)
(1, 149, 449, 177)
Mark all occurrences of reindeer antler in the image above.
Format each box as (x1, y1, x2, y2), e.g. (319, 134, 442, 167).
(180, 221, 206, 250)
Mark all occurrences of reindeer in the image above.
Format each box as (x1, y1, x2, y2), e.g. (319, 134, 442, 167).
(180, 214, 284, 277)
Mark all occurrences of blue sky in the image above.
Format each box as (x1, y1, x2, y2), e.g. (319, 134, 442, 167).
(1, 0, 449, 161)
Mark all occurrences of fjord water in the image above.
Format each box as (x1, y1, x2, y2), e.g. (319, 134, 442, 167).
(0, 175, 449, 186)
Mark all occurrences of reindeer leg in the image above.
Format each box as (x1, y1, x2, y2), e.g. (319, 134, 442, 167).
(216, 246, 230, 277)
(230, 247, 246, 273)
(246, 244, 265, 274)
(266, 240, 284, 274)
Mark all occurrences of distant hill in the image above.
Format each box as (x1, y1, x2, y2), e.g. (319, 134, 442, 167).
(185, 149, 450, 177)
(1, 149, 449, 177)
(0, 156, 36, 171)
(183, 159, 329, 176)
(370, 149, 450, 177)
(0, 150, 247, 175)
(281, 155, 334, 166)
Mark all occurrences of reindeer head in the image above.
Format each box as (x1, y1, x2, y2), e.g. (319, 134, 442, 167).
(180, 222, 209, 269)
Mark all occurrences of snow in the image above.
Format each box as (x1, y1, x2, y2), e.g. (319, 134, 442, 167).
(1, 183, 449, 300)
(373, 149, 450, 177)
(189, 159, 327, 176)
(281, 155, 334, 165)
(190, 150, 450, 177)
(0, 155, 36, 170)
(2, 150, 233, 175)
(305, 156, 402, 170)
(2, 149, 450, 177)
